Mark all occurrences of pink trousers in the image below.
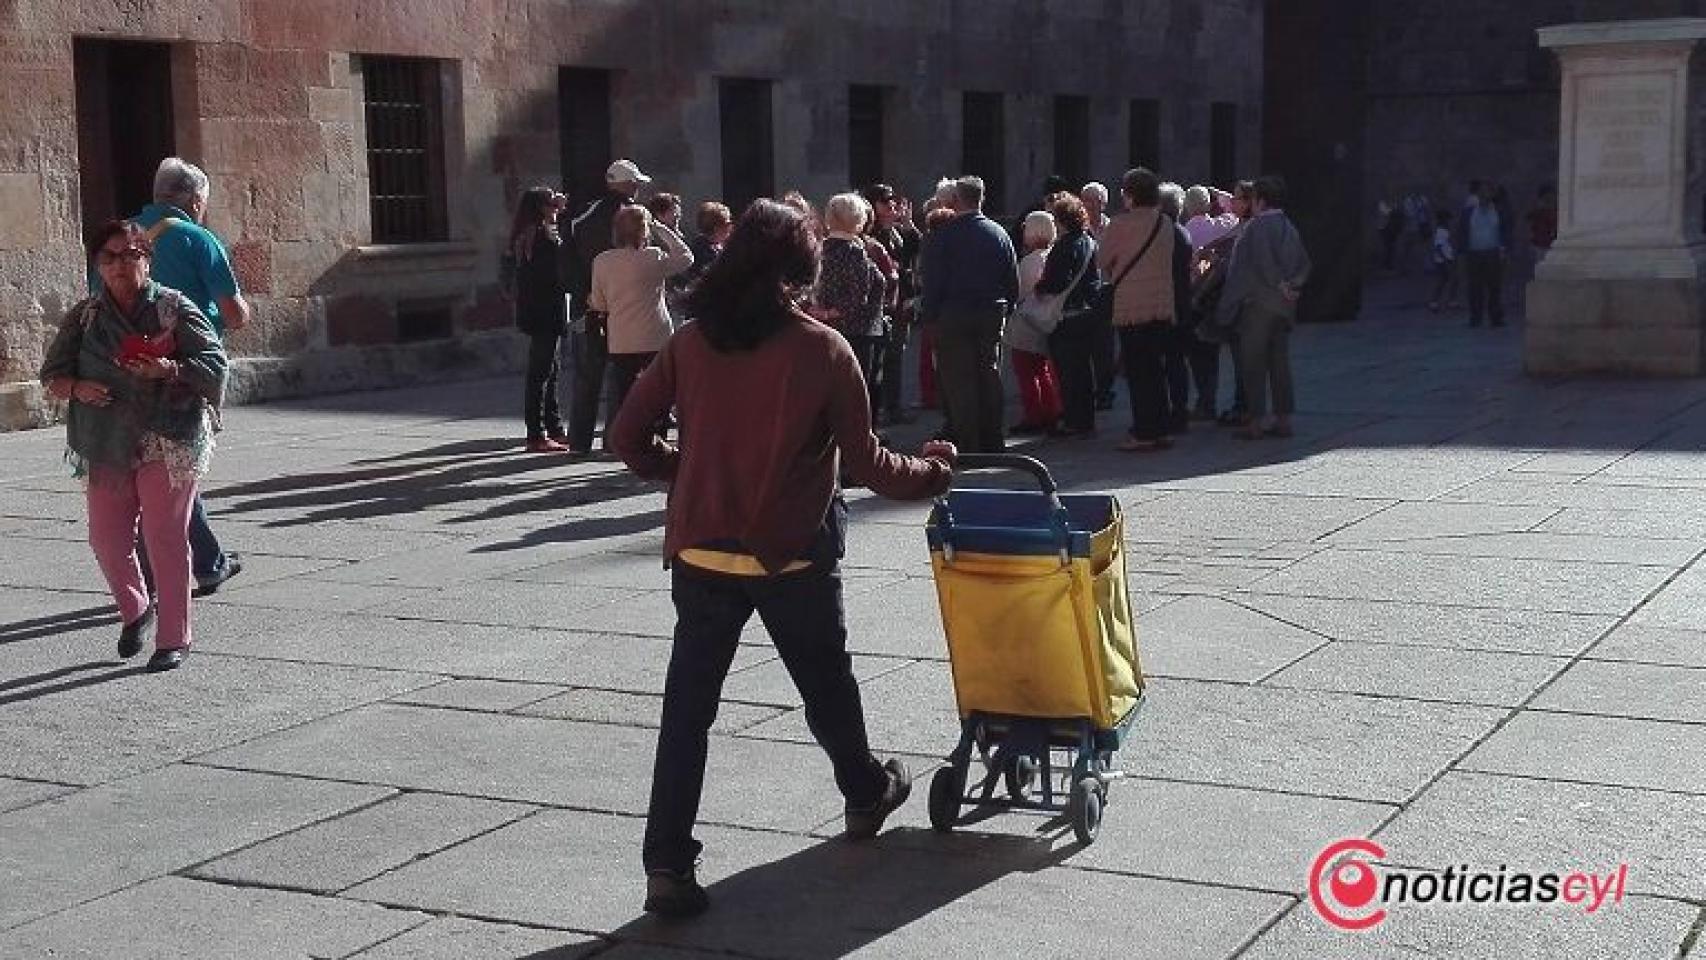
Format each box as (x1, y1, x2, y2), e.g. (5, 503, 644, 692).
(86, 463, 197, 651)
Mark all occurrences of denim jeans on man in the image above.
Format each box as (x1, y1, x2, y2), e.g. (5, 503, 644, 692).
(642, 562, 887, 874)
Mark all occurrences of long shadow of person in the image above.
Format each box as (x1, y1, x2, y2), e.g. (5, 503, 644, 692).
(538, 828, 1075, 960)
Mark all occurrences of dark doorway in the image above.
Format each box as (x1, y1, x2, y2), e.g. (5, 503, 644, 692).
(849, 84, 887, 191)
(1129, 99, 1161, 171)
(559, 67, 614, 211)
(1053, 95, 1090, 189)
(719, 77, 775, 215)
(1210, 102, 1238, 189)
(74, 38, 176, 242)
(962, 91, 1006, 215)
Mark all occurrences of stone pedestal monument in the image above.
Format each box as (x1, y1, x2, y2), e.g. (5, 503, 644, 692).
(1528, 19, 1706, 376)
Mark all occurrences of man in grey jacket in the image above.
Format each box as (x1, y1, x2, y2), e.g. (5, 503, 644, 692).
(1216, 175, 1312, 439)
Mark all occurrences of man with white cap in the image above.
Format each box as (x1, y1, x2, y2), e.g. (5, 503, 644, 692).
(566, 159, 651, 453)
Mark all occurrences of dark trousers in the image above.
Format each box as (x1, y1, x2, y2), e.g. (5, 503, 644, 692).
(523, 331, 565, 439)
(1163, 325, 1191, 433)
(1119, 324, 1169, 442)
(1465, 250, 1505, 325)
(567, 324, 609, 451)
(1091, 309, 1118, 399)
(1187, 333, 1220, 414)
(607, 351, 658, 435)
(879, 316, 909, 417)
(643, 564, 886, 873)
(848, 335, 884, 421)
(139, 492, 227, 590)
(1049, 315, 1098, 431)
(1238, 305, 1296, 420)
(934, 303, 1007, 453)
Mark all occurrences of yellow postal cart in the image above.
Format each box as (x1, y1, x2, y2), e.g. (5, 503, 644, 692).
(925, 454, 1145, 843)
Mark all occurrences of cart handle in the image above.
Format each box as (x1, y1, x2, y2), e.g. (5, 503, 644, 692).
(938, 453, 1072, 565)
(952, 453, 1059, 496)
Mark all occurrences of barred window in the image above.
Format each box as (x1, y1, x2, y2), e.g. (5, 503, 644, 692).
(361, 56, 448, 244)
(1130, 99, 1161, 171)
(1054, 95, 1091, 189)
(849, 84, 887, 190)
(1211, 102, 1239, 189)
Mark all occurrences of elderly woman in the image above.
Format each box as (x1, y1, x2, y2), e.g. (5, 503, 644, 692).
(816, 193, 888, 415)
(589, 204, 693, 442)
(609, 199, 954, 918)
(1006, 210, 1063, 434)
(40, 221, 228, 672)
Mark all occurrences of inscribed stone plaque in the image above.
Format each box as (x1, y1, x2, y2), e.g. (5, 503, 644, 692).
(1571, 72, 1675, 232)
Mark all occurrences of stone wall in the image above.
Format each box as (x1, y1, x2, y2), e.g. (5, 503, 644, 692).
(0, 0, 1266, 430)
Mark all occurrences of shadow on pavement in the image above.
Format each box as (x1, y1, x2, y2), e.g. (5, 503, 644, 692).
(583, 829, 1073, 960)
(0, 661, 142, 706)
(471, 509, 667, 552)
(0, 604, 121, 646)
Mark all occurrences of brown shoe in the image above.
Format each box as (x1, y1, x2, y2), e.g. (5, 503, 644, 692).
(844, 759, 912, 840)
(525, 437, 569, 453)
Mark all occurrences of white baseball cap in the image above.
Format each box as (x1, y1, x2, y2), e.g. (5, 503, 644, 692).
(605, 159, 652, 185)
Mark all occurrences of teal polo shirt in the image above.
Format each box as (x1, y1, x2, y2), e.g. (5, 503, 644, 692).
(127, 203, 241, 336)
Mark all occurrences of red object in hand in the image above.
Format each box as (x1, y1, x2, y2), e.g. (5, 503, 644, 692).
(115, 332, 175, 367)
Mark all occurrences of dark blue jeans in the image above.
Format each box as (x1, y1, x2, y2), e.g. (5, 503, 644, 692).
(642, 562, 886, 874)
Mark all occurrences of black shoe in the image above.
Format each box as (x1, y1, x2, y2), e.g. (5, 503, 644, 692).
(844, 759, 912, 840)
(644, 867, 710, 919)
(195, 554, 243, 595)
(146, 647, 188, 673)
(117, 606, 156, 659)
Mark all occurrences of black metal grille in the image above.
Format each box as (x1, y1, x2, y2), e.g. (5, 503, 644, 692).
(1129, 99, 1161, 171)
(1053, 95, 1090, 189)
(363, 56, 448, 243)
(1211, 102, 1239, 189)
(962, 92, 1005, 214)
(849, 84, 886, 190)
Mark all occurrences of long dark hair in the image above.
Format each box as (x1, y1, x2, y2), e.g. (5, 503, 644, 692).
(685, 199, 819, 352)
(508, 186, 556, 260)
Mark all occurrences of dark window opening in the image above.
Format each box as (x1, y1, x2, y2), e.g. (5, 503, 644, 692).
(362, 56, 448, 244)
(559, 67, 614, 210)
(1211, 102, 1239, 189)
(719, 77, 775, 216)
(1128, 98, 1161, 171)
(1053, 95, 1091, 190)
(396, 302, 454, 342)
(74, 38, 176, 242)
(849, 84, 887, 191)
(962, 91, 1006, 215)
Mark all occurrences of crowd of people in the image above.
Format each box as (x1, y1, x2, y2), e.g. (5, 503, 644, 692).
(518, 158, 1314, 455)
(1376, 180, 1557, 328)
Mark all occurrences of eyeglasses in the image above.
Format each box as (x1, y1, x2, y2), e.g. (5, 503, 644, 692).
(97, 247, 147, 266)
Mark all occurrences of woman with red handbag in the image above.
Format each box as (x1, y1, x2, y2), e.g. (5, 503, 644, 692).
(39, 221, 228, 672)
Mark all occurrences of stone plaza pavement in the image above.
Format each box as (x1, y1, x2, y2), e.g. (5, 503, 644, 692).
(2, 297, 1706, 959)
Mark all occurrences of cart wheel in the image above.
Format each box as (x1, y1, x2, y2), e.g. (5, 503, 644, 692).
(1003, 755, 1039, 800)
(1068, 779, 1103, 844)
(929, 765, 964, 833)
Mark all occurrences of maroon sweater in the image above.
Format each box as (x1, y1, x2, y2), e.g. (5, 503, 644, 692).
(610, 311, 952, 573)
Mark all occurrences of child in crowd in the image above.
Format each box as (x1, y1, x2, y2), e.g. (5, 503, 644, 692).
(1428, 209, 1459, 313)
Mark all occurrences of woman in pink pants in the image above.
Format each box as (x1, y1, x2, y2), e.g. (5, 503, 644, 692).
(40, 220, 228, 673)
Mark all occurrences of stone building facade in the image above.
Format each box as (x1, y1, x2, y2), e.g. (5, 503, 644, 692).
(0, 0, 1265, 429)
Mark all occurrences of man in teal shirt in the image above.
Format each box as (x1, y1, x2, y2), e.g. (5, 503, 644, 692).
(129, 158, 250, 591)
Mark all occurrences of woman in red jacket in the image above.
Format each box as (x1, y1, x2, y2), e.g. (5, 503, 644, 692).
(611, 199, 956, 919)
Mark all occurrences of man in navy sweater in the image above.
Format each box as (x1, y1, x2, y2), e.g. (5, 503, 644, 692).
(919, 176, 1020, 453)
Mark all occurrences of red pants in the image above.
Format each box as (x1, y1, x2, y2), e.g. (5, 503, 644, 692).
(918, 326, 938, 409)
(1011, 349, 1062, 428)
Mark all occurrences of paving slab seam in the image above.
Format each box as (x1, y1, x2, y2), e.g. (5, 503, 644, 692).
(1223, 894, 1310, 960)
(1678, 904, 1706, 959)
(1233, 587, 1641, 617)
(1446, 767, 1706, 800)
(1523, 702, 1706, 727)
(190, 649, 449, 683)
(321, 803, 556, 897)
(1352, 547, 1706, 844)
(0, 781, 405, 937)
(163, 788, 407, 883)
